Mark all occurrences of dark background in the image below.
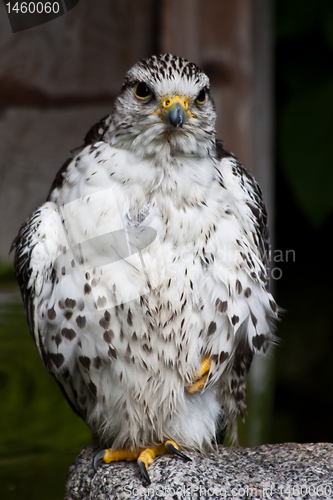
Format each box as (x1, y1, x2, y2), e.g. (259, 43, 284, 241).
(273, 0, 333, 444)
(0, 0, 332, 498)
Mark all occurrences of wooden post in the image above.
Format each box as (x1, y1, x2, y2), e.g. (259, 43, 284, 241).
(159, 0, 255, 173)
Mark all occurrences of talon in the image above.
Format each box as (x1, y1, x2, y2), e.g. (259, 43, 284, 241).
(93, 440, 189, 483)
(138, 459, 151, 484)
(165, 440, 192, 461)
(137, 446, 158, 484)
(187, 355, 211, 393)
(93, 447, 142, 472)
(93, 449, 108, 472)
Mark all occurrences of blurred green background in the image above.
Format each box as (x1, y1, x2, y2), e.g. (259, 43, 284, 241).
(1, 0, 333, 498)
(0, 286, 91, 500)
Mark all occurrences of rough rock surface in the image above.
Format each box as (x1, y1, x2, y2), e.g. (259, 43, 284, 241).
(65, 443, 333, 499)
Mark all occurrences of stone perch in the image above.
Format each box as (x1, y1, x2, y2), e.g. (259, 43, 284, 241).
(65, 443, 333, 499)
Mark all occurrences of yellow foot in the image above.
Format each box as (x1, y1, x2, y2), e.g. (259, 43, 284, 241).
(93, 440, 191, 484)
(187, 355, 211, 393)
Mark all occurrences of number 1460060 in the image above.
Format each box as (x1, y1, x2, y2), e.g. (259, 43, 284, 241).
(6, 2, 60, 14)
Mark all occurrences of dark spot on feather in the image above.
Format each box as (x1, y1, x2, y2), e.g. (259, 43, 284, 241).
(61, 328, 76, 340)
(236, 280, 243, 294)
(127, 308, 133, 326)
(231, 315, 239, 325)
(244, 287, 252, 298)
(252, 334, 267, 351)
(215, 298, 228, 313)
(54, 333, 62, 346)
(108, 346, 117, 359)
(142, 360, 148, 371)
(103, 330, 114, 343)
(219, 351, 229, 364)
(246, 201, 260, 219)
(93, 356, 102, 369)
(99, 311, 111, 329)
(78, 356, 90, 370)
(76, 315, 86, 328)
(250, 310, 258, 327)
(269, 299, 277, 313)
(97, 296, 107, 308)
(208, 321, 217, 336)
(84, 283, 91, 294)
(47, 307, 56, 320)
(65, 298, 76, 309)
(64, 310, 73, 320)
(88, 381, 97, 397)
(235, 390, 245, 402)
(49, 352, 64, 368)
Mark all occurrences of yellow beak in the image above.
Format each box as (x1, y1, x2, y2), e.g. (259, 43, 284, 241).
(155, 95, 193, 128)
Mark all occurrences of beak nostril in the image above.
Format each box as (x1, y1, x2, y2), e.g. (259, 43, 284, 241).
(157, 96, 191, 127)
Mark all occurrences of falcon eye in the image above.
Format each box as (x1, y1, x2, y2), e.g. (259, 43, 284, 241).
(134, 82, 153, 101)
(195, 87, 207, 105)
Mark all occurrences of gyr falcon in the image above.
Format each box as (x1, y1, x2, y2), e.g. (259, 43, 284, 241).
(12, 54, 278, 484)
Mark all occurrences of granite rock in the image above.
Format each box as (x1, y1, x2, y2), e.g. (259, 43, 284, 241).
(65, 443, 333, 500)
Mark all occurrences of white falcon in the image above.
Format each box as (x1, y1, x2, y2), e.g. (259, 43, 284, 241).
(12, 54, 278, 484)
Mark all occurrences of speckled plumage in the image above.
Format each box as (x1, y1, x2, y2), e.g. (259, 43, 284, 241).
(12, 54, 278, 452)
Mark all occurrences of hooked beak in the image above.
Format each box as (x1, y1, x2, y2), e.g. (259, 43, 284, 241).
(154, 95, 194, 128)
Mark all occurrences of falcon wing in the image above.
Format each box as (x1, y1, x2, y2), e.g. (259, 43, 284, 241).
(12, 209, 47, 364)
(47, 114, 112, 200)
(214, 139, 271, 284)
(212, 140, 275, 443)
(12, 203, 85, 419)
(12, 112, 112, 336)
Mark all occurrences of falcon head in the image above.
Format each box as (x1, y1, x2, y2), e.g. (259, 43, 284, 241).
(106, 54, 216, 158)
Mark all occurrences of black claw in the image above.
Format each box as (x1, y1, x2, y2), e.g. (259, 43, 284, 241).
(165, 442, 192, 462)
(138, 460, 151, 485)
(93, 449, 106, 472)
